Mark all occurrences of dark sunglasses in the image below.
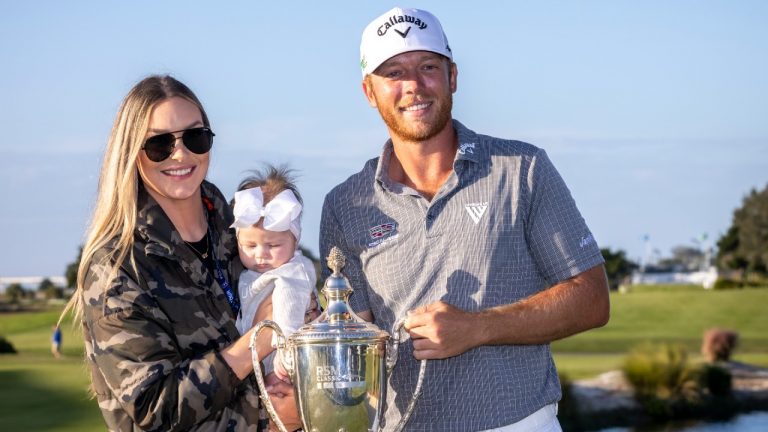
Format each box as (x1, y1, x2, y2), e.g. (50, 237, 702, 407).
(142, 127, 215, 162)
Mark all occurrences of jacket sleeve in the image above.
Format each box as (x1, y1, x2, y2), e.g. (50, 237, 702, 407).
(84, 265, 245, 431)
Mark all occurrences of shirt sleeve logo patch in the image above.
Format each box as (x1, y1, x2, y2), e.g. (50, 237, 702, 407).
(464, 202, 488, 224)
(579, 233, 595, 248)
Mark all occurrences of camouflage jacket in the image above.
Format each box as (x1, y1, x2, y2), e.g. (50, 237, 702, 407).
(82, 181, 265, 431)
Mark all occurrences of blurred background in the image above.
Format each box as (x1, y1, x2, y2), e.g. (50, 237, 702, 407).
(1, 1, 766, 431)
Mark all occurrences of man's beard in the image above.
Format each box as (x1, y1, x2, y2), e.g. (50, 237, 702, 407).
(377, 91, 453, 142)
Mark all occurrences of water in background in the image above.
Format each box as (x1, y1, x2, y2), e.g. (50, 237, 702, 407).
(600, 411, 768, 432)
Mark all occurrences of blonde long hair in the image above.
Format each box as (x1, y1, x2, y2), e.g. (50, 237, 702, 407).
(62, 75, 210, 325)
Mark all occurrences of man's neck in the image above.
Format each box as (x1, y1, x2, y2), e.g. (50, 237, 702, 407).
(388, 121, 457, 201)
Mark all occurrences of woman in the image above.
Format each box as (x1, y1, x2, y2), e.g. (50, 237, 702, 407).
(63, 75, 302, 431)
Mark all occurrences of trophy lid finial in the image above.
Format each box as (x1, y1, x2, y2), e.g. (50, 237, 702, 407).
(327, 246, 346, 276)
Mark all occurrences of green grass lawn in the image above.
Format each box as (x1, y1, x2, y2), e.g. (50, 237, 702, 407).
(552, 287, 768, 353)
(1, 286, 766, 430)
(0, 310, 104, 431)
(552, 287, 768, 378)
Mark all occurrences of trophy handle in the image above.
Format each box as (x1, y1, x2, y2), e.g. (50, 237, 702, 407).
(249, 320, 291, 432)
(386, 318, 427, 432)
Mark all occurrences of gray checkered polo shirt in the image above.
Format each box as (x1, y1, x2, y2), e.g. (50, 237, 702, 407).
(319, 120, 604, 431)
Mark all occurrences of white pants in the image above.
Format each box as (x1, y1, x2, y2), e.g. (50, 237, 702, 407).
(479, 404, 561, 432)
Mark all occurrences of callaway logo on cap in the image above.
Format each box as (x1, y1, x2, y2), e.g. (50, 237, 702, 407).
(360, 7, 452, 77)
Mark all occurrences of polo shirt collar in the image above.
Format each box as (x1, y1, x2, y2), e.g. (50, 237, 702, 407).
(374, 140, 399, 193)
(374, 119, 483, 193)
(453, 120, 482, 165)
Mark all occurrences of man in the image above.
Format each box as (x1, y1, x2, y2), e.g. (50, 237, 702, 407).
(320, 7, 610, 431)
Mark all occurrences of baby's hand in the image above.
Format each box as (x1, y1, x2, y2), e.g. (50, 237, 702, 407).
(305, 292, 321, 323)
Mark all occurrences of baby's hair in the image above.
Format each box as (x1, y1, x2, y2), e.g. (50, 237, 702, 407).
(236, 164, 303, 205)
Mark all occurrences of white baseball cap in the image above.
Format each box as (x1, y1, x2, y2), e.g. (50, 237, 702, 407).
(360, 7, 452, 77)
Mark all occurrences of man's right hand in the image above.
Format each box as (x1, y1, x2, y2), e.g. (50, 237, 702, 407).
(404, 301, 479, 360)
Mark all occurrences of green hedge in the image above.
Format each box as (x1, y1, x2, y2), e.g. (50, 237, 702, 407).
(621, 343, 735, 420)
(713, 278, 768, 290)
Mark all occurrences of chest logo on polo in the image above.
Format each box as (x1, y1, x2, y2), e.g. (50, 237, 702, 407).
(464, 202, 488, 224)
(368, 222, 399, 247)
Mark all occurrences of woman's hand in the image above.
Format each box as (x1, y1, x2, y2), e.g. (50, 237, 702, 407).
(223, 294, 276, 380)
(265, 373, 302, 431)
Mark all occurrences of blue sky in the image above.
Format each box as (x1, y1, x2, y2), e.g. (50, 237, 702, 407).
(1, 1, 766, 277)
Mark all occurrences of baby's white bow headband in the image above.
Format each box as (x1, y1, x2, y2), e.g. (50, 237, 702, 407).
(230, 188, 302, 241)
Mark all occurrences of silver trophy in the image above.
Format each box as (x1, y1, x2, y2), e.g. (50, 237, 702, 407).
(249, 246, 426, 432)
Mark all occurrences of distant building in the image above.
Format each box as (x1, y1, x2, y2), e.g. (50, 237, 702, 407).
(631, 266, 718, 289)
(0, 276, 67, 293)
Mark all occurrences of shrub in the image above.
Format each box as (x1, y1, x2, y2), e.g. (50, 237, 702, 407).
(701, 328, 739, 362)
(622, 343, 700, 418)
(41, 285, 64, 300)
(623, 343, 693, 398)
(743, 279, 768, 288)
(713, 278, 768, 290)
(622, 343, 740, 421)
(0, 335, 17, 354)
(697, 364, 732, 397)
(3, 283, 26, 303)
(712, 279, 742, 290)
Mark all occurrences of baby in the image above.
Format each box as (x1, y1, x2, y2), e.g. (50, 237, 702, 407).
(231, 166, 317, 380)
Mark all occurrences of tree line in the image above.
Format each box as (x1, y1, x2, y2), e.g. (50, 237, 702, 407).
(605, 183, 768, 288)
(716, 184, 768, 278)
